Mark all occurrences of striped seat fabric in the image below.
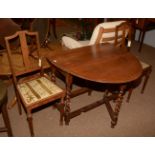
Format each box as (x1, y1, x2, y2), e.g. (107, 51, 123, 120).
(17, 77, 63, 106)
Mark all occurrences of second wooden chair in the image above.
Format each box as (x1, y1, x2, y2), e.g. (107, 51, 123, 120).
(5, 30, 65, 136)
(95, 21, 152, 102)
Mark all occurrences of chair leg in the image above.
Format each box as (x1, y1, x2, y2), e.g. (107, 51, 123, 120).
(126, 88, 133, 103)
(88, 89, 92, 96)
(15, 91, 22, 115)
(59, 105, 64, 126)
(51, 19, 57, 39)
(27, 112, 34, 136)
(1, 103, 13, 136)
(138, 31, 142, 42)
(59, 98, 65, 125)
(138, 31, 145, 52)
(17, 99, 22, 115)
(141, 68, 152, 94)
(53, 99, 65, 125)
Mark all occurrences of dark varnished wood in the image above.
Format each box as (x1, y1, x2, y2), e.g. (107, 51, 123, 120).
(0, 19, 21, 48)
(131, 18, 155, 52)
(48, 44, 142, 84)
(0, 47, 53, 79)
(47, 44, 143, 127)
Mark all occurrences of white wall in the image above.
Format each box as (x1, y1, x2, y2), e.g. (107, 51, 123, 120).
(135, 30, 155, 48)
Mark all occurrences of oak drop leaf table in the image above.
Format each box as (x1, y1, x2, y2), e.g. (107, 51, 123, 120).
(48, 44, 143, 127)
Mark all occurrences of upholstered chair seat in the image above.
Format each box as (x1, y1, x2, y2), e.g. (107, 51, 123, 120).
(17, 76, 64, 107)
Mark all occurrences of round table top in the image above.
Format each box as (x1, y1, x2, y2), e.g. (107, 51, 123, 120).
(0, 80, 7, 106)
(48, 44, 143, 84)
(0, 41, 62, 80)
(0, 47, 55, 78)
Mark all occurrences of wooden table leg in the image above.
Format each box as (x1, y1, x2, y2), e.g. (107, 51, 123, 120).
(111, 85, 126, 128)
(50, 19, 57, 39)
(41, 19, 57, 50)
(64, 73, 73, 125)
(138, 31, 146, 52)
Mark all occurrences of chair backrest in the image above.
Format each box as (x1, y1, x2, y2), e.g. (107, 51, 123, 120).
(95, 21, 132, 48)
(5, 30, 41, 81)
(115, 21, 132, 48)
(89, 20, 126, 45)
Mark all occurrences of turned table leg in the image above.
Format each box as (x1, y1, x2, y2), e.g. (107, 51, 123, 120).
(64, 74, 73, 125)
(111, 85, 126, 128)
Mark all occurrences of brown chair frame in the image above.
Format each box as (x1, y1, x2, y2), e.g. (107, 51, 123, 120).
(126, 63, 152, 102)
(95, 21, 132, 49)
(115, 22, 152, 102)
(140, 65, 152, 94)
(5, 30, 65, 136)
(95, 21, 152, 102)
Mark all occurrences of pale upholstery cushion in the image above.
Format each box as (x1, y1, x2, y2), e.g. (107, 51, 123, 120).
(139, 60, 150, 69)
(78, 40, 89, 47)
(78, 40, 90, 46)
(17, 77, 63, 106)
(62, 36, 82, 49)
(62, 21, 125, 49)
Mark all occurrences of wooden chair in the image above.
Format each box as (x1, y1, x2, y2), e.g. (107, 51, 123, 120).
(139, 62, 152, 94)
(115, 22, 152, 102)
(115, 22, 152, 99)
(95, 22, 152, 102)
(117, 23, 151, 102)
(131, 18, 155, 52)
(61, 21, 127, 99)
(126, 61, 152, 102)
(5, 30, 65, 136)
(0, 80, 13, 136)
(61, 20, 125, 49)
(95, 21, 132, 48)
(95, 21, 132, 98)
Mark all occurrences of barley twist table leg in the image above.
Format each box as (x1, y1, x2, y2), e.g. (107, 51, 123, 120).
(111, 85, 126, 128)
(64, 74, 72, 125)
